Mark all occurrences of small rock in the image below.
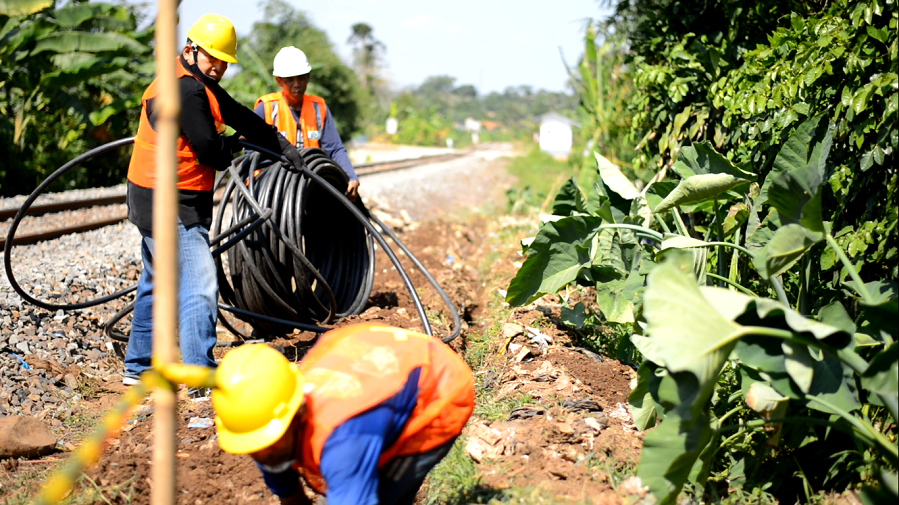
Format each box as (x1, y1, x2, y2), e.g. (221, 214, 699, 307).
(64, 374, 78, 389)
(0, 416, 58, 458)
(583, 417, 604, 433)
(15, 342, 30, 355)
(618, 476, 649, 498)
(502, 322, 523, 338)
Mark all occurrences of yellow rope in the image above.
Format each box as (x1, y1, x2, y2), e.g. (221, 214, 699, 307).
(33, 364, 215, 505)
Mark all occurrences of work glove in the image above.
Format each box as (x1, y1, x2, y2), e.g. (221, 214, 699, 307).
(277, 134, 305, 173)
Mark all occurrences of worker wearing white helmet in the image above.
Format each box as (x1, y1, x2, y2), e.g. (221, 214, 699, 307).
(255, 46, 360, 201)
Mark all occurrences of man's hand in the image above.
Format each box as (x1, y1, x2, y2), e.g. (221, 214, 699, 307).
(277, 135, 304, 173)
(346, 180, 360, 202)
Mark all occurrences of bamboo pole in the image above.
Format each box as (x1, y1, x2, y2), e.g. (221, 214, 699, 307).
(151, 0, 179, 504)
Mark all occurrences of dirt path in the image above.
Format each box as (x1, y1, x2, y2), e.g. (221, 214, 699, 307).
(1, 150, 645, 505)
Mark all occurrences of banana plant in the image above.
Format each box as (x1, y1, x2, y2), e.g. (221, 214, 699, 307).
(0, 0, 51, 17)
(1, 1, 153, 194)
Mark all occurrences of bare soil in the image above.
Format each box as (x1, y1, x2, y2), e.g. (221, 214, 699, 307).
(1, 172, 645, 504)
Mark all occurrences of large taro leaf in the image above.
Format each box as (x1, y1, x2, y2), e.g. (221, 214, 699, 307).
(751, 117, 831, 277)
(694, 288, 859, 411)
(654, 174, 748, 214)
(552, 178, 588, 217)
(852, 280, 898, 344)
(634, 258, 742, 504)
(645, 181, 678, 212)
(735, 337, 860, 414)
(656, 141, 755, 214)
(594, 235, 644, 323)
(593, 152, 653, 226)
(672, 141, 757, 180)
(643, 260, 740, 380)
(638, 408, 715, 505)
(629, 361, 663, 430)
(596, 269, 644, 324)
(596, 278, 634, 323)
(595, 172, 632, 224)
(506, 216, 604, 306)
(753, 223, 823, 278)
(595, 152, 641, 200)
(659, 236, 710, 285)
(745, 208, 780, 255)
(862, 342, 898, 403)
(758, 114, 831, 206)
(816, 301, 857, 336)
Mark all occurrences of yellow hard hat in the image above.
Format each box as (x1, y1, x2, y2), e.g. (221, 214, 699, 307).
(186, 14, 238, 63)
(212, 344, 304, 454)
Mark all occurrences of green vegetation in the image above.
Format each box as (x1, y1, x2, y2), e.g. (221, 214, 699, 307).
(384, 76, 577, 147)
(508, 115, 897, 504)
(0, 0, 154, 196)
(505, 0, 898, 503)
(505, 148, 572, 198)
(223, 0, 371, 138)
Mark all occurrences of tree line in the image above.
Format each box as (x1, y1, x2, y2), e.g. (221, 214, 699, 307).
(1, 0, 579, 197)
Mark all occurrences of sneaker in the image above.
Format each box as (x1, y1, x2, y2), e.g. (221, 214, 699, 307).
(123, 374, 141, 386)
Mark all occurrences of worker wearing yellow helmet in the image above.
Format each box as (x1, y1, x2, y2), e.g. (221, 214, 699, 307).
(122, 14, 304, 394)
(254, 46, 361, 201)
(213, 323, 475, 505)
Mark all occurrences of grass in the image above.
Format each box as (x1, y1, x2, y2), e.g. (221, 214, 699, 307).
(504, 148, 574, 198)
(421, 210, 591, 504)
(0, 460, 58, 505)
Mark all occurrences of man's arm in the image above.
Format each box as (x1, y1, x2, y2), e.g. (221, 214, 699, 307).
(319, 113, 357, 181)
(318, 434, 383, 505)
(209, 84, 282, 155)
(256, 464, 313, 505)
(318, 113, 359, 200)
(174, 77, 236, 170)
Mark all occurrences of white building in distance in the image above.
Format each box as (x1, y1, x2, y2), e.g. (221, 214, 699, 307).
(535, 112, 580, 157)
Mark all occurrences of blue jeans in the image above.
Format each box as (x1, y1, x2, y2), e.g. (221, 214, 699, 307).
(124, 222, 218, 376)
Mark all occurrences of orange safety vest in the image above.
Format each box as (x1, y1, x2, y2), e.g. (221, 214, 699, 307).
(254, 92, 327, 149)
(293, 323, 474, 493)
(126, 58, 226, 191)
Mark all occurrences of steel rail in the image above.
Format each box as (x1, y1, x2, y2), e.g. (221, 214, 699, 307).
(0, 149, 469, 249)
(0, 150, 468, 219)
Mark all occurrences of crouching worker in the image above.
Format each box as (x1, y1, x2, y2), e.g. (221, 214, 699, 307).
(212, 323, 475, 505)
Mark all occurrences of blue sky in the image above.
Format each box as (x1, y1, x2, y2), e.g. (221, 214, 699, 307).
(171, 0, 610, 94)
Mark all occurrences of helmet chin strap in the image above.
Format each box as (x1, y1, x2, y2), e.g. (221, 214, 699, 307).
(190, 42, 199, 66)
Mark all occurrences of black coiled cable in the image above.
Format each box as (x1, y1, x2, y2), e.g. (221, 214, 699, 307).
(213, 149, 374, 335)
(3, 138, 462, 347)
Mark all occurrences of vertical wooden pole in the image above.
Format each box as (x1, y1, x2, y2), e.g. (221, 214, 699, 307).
(152, 1, 179, 505)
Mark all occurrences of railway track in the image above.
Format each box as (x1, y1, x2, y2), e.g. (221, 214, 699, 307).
(0, 149, 469, 250)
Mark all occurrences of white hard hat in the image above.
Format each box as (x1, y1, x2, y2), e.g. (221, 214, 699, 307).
(272, 46, 312, 77)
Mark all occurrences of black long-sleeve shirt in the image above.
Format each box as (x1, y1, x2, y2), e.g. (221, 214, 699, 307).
(127, 56, 282, 231)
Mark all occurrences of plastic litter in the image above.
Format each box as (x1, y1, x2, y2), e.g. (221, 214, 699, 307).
(188, 417, 214, 429)
(11, 353, 30, 370)
(525, 327, 552, 350)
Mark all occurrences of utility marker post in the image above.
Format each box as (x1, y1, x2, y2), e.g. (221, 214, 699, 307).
(151, 1, 180, 504)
